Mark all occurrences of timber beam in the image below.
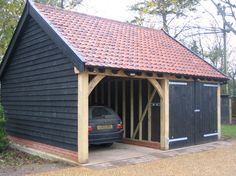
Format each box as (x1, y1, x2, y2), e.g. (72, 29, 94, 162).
(74, 67, 80, 74)
(87, 68, 221, 84)
(147, 78, 164, 100)
(88, 75, 105, 95)
(88, 68, 165, 79)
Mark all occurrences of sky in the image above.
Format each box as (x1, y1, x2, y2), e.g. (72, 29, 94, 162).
(77, 0, 138, 22)
(77, 0, 218, 23)
(76, 0, 236, 63)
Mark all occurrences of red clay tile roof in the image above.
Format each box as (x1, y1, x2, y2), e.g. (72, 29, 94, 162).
(34, 3, 226, 79)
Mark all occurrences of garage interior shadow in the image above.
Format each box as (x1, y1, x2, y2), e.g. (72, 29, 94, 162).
(88, 76, 161, 160)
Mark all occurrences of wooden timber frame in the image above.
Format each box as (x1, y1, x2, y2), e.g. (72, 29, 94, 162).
(74, 67, 222, 163)
(74, 67, 170, 163)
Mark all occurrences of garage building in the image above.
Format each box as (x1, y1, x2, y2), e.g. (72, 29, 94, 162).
(0, 1, 228, 164)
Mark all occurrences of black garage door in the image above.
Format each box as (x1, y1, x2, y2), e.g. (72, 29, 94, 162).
(169, 81, 218, 148)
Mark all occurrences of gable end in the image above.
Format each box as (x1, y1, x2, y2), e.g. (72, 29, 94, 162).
(0, 0, 85, 78)
(1, 16, 78, 150)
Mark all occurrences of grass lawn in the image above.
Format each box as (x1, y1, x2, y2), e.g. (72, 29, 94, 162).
(222, 124, 236, 138)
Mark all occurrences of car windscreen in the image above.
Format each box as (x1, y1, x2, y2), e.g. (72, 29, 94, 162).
(91, 107, 114, 119)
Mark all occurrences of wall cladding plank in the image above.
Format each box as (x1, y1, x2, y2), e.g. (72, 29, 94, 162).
(1, 16, 78, 151)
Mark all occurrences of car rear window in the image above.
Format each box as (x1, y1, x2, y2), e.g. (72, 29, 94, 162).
(91, 107, 113, 119)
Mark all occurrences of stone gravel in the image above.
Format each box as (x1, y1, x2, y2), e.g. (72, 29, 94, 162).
(30, 140, 236, 176)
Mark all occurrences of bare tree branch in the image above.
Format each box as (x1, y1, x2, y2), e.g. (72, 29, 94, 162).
(211, 0, 236, 35)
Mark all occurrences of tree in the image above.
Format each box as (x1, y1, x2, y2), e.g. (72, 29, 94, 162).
(188, 31, 224, 70)
(129, 11, 145, 26)
(211, 0, 236, 35)
(0, 0, 83, 60)
(130, 0, 199, 34)
(209, 0, 236, 94)
(35, 0, 83, 9)
(0, 0, 25, 59)
(228, 60, 236, 96)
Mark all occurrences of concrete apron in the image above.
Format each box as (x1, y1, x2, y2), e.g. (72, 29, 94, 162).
(83, 141, 232, 170)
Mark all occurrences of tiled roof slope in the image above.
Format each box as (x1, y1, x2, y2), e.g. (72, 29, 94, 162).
(34, 3, 226, 79)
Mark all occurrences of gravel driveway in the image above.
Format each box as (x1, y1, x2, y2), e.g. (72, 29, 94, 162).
(30, 139, 236, 176)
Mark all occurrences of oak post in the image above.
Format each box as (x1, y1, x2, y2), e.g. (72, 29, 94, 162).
(122, 80, 126, 138)
(115, 80, 118, 112)
(130, 80, 134, 137)
(77, 71, 89, 163)
(160, 79, 169, 150)
(139, 80, 142, 140)
(148, 83, 152, 141)
(229, 97, 232, 124)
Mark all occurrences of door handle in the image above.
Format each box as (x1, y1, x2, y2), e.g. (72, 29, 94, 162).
(194, 109, 200, 112)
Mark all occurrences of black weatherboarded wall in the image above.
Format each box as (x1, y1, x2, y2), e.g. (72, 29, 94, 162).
(1, 16, 78, 151)
(221, 95, 229, 124)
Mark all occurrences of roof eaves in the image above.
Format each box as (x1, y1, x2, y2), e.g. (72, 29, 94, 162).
(28, 0, 85, 71)
(85, 64, 229, 82)
(161, 29, 229, 80)
(0, 2, 29, 78)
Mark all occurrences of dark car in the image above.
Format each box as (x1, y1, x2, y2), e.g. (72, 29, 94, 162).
(89, 106, 123, 146)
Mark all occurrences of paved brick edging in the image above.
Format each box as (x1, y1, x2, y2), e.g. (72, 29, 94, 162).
(86, 140, 232, 170)
(122, 138, 160, 149)
(8, 135, 78, 163)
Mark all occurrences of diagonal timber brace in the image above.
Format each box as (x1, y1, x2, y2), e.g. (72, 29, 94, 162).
(147, 78, 163, 100)
(88, 75, 105, 95)
(132, 89, 156, 139)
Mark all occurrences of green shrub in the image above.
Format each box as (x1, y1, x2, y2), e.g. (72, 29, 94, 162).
(0, 105, 8, 152)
